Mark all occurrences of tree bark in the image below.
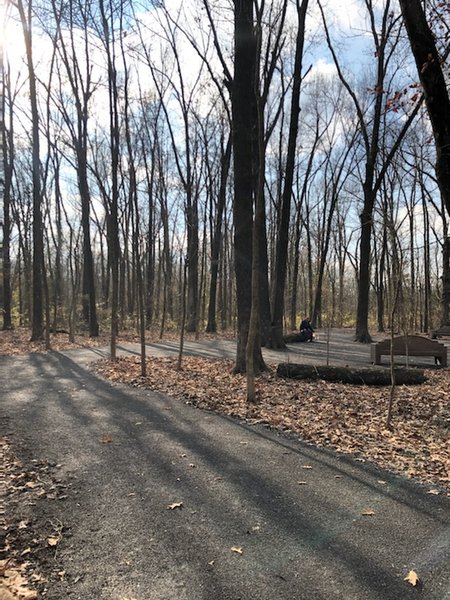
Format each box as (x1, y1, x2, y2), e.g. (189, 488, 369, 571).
(1, 53, 13, 330)
(277, 362, 426, 386)
(206, 134, 231, 333)
(355, 191, 375, 343)
(232, 0, 264, 373)
(398, 0, 450, 216)
(270, 0, 309, 349)
(17, 0, 44, 341)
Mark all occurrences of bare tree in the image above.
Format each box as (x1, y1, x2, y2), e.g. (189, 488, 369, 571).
(319, 0, 423, 342)
(1, 49, 13, 330)
(17, 0, 44, 340)
(270, 0, 309, 349)
(48, 0, 99, 337)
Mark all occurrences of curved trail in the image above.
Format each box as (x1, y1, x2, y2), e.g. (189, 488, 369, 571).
(1, 335, 449, 599)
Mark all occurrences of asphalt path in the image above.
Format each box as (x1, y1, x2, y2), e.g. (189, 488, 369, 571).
(1, 335, 450, 599)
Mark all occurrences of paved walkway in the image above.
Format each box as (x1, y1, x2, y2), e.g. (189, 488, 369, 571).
(63, 328, 449, 369)
(1, 333, 449, 599)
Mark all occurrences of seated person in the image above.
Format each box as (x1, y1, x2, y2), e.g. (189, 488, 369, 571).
(299, 316, 314, 341)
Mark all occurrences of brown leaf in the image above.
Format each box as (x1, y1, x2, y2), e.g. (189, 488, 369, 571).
(47, 536, 60, 546)
(404, 570, 420, 586)
(361, 509, 375, 516)
(100, 435, 113, 444)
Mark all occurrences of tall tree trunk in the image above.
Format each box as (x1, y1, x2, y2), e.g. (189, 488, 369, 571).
(206, 135, 231, 333)
(1, 53, 13, 330)
(398, 0, 450, 216)
(270, 0, 308, 349)
(186, 197, 199, 333)
(377, 225, 387, 332)
(17, 0, 43, 341)
(423, 197, 431, 331)
(100, 0, 120, 355)
(232, 0, 264, 373)
(355, 187, 375, 343)
(441, 233, 450, 326)
(78, 156, 99, 337)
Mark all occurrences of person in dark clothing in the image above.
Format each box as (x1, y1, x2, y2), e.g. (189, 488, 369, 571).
(299, 316, 314, 341)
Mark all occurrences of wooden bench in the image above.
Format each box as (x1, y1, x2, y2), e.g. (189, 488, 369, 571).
(371, 335, 447, 367)
(430, 325, 450, 339)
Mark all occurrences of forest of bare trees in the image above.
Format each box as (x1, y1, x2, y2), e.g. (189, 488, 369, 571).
(0, 0, 449, 373)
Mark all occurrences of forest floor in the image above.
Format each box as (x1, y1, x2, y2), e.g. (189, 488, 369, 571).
(1, 327, 449, 599)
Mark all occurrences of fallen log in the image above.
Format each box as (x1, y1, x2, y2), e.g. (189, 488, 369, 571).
(283, 332, 313, 343)
(276, 363, 426, 386)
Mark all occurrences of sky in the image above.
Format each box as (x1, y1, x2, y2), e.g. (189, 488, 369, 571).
(0, 0, 391, 89)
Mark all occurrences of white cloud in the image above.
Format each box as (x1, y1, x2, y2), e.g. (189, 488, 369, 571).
(305, 58, 337, 81)
(309, 0, 388, 33)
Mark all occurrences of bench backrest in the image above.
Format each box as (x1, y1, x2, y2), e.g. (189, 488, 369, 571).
(375, 335, 443, 353)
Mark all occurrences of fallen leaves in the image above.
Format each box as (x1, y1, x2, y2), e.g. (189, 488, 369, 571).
(100, 435, 113, 444)
(230, 546, 243, 555)
(0, 560, 39, 600)
(1, 438, 67, 599)
(94, 355, 450, 491)
(404, 570, 421, 587)
(167, 502, 183, 510)
(361, 509, 376, 516)
(47, 536, 60, 547)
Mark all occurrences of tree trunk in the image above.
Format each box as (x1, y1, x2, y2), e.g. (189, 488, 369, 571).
(17, 0, 44, 341)
(78, 160, 99, 337)
(398, 0, 450, 216)
(376, 226, 387, 332)
(277, 362, 426, 386)
(270, 0, 309, 349)
(355, 189, 374, 343)
(186, 198, 199, 333)
(206, 134, 231, 333)
(1, 53, 13, 330)
(442, 235, 450, 326)
(100, 0, 120, 353)
(232, 0, 264, 374)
